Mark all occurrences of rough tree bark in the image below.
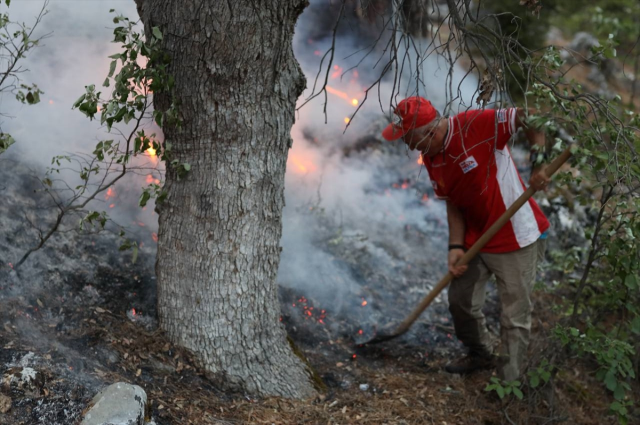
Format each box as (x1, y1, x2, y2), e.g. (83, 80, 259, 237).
(135, 0, 316, 398)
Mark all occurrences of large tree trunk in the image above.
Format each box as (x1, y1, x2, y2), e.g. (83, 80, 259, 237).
(136, 0, 315, 398)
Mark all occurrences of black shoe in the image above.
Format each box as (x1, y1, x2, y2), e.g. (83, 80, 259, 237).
(445, 353, 496, 375)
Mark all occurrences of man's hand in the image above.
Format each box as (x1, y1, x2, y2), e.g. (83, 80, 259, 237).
(448, 248, 468, 277)
(529, 166, 550, 192)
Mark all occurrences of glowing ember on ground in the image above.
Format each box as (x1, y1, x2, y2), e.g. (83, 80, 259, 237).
(361, 299, 367, 307)
(352, 354, 357, 359)
(422, 194, 429, 202)
(358, 329, 363, 335)
(105, 187, 116, 200)
(132, 308, 136, 316)
(289, 296, 327, 324)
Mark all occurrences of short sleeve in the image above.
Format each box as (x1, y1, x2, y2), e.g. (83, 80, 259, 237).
(475, 108, 518, 150)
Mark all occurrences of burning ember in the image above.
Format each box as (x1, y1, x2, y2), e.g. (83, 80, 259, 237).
(286, 295, 327, 324)
(330, 64, 342, 79)
(145, 174, 161, 185)
(151, 232, 158, 243)
(146, 146, 157, 157)
(361, 299, 367, 307)
(105, 187, 116, 200)
(325, 86, 359, 108)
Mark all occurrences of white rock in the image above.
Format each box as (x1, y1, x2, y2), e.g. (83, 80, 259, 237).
(81, 382, 147, 425)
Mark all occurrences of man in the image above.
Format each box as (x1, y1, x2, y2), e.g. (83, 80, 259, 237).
(381, 97, 550, 382)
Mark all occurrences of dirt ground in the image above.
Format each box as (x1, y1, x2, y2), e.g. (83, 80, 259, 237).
(0, 261, 632, 425)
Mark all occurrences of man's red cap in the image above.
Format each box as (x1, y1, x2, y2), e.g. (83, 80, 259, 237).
(381, 97, 437, 141)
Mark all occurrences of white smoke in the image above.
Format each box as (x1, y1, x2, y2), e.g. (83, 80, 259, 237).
(2, 1, 479, 320)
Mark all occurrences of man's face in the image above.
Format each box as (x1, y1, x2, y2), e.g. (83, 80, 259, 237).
(402, 121, 439, 153)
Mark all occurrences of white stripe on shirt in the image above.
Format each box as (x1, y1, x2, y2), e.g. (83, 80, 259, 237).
(494, 146, 541, 248)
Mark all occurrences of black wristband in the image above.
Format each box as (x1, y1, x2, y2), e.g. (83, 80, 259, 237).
(448, 244, 466, 251)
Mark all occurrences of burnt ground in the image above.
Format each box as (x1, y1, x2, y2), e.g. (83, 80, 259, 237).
(0, 153, 637, 425)
(0, 259, 626, 425)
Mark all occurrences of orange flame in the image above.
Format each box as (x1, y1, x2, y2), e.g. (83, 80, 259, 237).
(146, 147, 157, 157)
(105, 187, 116, 200)
(361, 299, 368, 307)
(151, 232, 158, 243)
(417, 156, 423, 165)
(288, 154, 317, 174)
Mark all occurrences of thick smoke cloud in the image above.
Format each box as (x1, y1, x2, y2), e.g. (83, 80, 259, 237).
(2, 1, 478, 320)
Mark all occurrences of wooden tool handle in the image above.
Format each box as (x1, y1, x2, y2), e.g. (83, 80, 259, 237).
(389, 146, 573, 336)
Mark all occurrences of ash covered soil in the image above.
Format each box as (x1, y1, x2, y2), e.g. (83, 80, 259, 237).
(0, 151, 615, 424)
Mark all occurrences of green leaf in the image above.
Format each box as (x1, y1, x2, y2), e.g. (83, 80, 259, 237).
(613, 383, 625, 400)
(152, 26, 163, 40)
(182, 163, 191, 172)
(131, 245, 138, 264)
(0, 133, 15, 155)
(624, 275, 637, 290)
(139, 190, 151, 207)
(529, 375, 540, 388)
(513, 387, 523, 400)
(108, 60, 117, 77)
(496, 386, 505, 399)
(631, 317, 640, 335)
(604, 370, 617, 391)
(73, 94, 86, 108)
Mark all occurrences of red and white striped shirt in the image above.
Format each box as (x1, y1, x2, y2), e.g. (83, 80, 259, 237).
(422, 108, 549, 253)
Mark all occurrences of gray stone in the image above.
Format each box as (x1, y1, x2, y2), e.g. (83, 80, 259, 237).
(81, 382, 147, 425)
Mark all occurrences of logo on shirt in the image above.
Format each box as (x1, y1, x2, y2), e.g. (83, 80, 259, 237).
(459, 156, 478, 174)
(497, 109, 508, 124)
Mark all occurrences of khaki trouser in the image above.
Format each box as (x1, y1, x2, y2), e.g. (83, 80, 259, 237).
(448, 240, 544, 381)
